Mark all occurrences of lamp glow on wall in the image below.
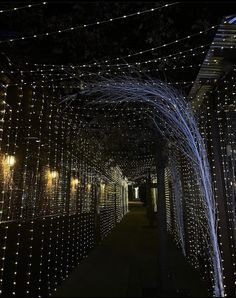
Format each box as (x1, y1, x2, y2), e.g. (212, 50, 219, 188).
(50, 171, 58, 179)
(100, 182, 106, 206)
(134, 187, 139, 199)
(47, 169, 59, 189)
(2, 155, 16, 182)
(87, 183, 91, 193)
(6, 155, 16, 167)
(101, 182, 105, 191)
(71, 178, 79, 192)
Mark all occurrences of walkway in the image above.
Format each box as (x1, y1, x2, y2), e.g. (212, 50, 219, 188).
(54, 201, 209, 297)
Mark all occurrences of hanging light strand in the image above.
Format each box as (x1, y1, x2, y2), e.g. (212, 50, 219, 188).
(24, 43, 210, 70)
(0, 2, 47, 14)
(0, 2, 179, 44)
(53, 63, 203, 78)
(3, 80, 196, 89)
(100, 25, 217, 64)
(0, 62, 203, 76)
(129, 44, 211, 67)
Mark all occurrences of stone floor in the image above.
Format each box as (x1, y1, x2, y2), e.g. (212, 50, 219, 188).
(54, 201, 210, 297)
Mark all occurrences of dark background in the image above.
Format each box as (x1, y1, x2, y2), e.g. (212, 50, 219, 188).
(0, 1, 235, 85)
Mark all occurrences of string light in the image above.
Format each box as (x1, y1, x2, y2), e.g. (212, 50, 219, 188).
(1, 63, 201, 84)
(99, 26, 218, 65)
(4, 80, 196, 89)
(0, 2, 47, 14)
(0, 85, 8, 296)
(169, 153, 186, 256)
(0, 76, 128, 296)
(0, 102, 14, 295)
(23, 42, 211, 70)
(10, 82, 23, 296)
(0, 2, 178, 44)
(2, 55, 207, 73)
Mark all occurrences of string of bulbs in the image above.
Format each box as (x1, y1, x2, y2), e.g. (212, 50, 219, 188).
(0, 2, 47, 14)
(0, 2, 179, 44)
(24, 43, 210, 70)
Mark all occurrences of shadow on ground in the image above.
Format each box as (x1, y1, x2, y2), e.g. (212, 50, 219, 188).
(54, 201, 210, 297)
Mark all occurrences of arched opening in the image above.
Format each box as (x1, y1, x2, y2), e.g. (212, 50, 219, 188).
(69, 77, 224, 297)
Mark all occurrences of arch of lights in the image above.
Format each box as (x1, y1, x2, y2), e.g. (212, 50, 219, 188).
(79, 77, 224, 297)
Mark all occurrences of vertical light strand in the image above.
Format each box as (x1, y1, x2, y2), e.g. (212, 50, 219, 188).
(0, 101, 13, 296)
(0, 84, 6, 150)
(23, 85, 35, 296)
(27, 85, 45, 296)
(38, 86, 47, 298)
(58, 110, 66, 286)
(47, 91, 58, 296)
(12, 80, 24, 296)
(51, 87, 62, 295)
(49, 87, 59, 294)
(70, 111, 78, 271)
(65, 111, 72, 279)
(0, 84, 8, 295)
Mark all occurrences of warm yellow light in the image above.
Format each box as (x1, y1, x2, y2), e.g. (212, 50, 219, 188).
(87, 183, 91, 192)
(73, 178, 79, 185)
(71, 178, 79, 192)
(2, 155, 15, 182)
(50, 171, 58, 179)
(6, 155, 15, 167)
(46, 170, 58, 190)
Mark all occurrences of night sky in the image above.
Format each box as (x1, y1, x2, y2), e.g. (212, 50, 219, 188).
(0, 1, 235, 82)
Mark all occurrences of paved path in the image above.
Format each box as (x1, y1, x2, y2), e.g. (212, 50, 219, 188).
(54, 201, 209, 297)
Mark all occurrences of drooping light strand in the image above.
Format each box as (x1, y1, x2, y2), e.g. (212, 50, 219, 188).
(3, 80, 196, 89)
(23, 42, 212, 70)
(2, 63, 202, 83)
(100, 26, 218, 64)
(0, 2, 47, 14)
(0, 2, 179, 44)
(1, 56, 207, 73)
(129, 45, 210, 67)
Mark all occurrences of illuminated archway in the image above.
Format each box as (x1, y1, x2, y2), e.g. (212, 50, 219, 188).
(79, 77, 224, 297)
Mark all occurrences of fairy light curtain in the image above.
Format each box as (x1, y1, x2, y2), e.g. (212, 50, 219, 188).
(192, 68, 236, 296)
(0, 81, 128, 297)
(164, 146, 216, 290)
